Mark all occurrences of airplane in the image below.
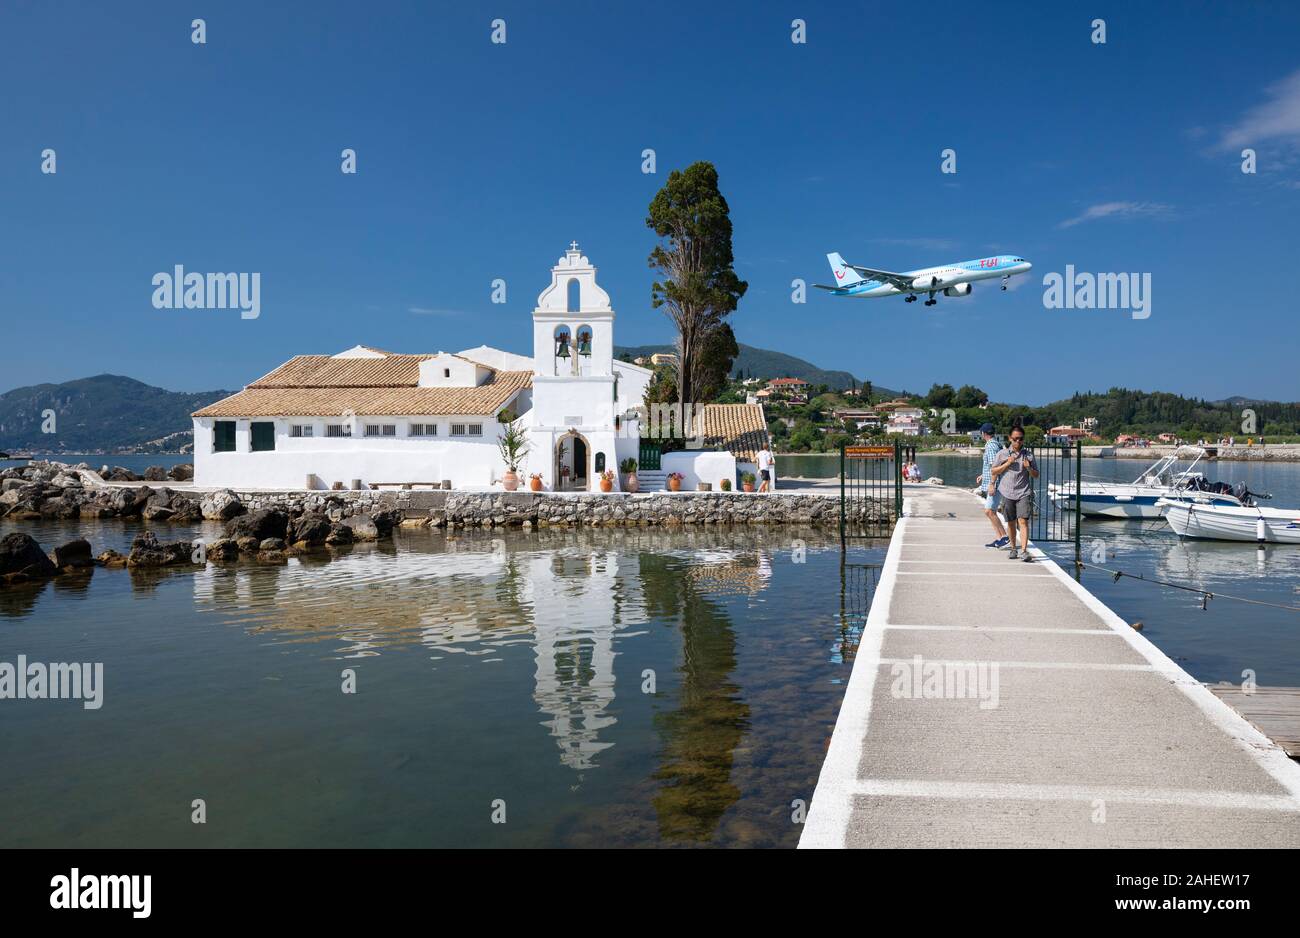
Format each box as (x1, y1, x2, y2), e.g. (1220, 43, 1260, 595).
(814, 251, 1033, 306)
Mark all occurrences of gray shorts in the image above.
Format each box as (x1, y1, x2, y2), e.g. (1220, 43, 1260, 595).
(1001, 494, 1034, 521)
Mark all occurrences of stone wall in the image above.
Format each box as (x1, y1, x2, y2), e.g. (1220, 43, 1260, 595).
(2, 461, 887, 529)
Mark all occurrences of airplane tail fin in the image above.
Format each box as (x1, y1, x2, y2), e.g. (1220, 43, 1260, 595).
(827, 252, 865, 287)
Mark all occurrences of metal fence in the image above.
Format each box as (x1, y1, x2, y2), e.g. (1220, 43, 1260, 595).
(1024, 442, 1082, 559)
(840, 442, 901, 542)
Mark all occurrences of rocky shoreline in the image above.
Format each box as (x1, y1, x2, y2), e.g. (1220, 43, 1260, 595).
(0, 460, 887, 588)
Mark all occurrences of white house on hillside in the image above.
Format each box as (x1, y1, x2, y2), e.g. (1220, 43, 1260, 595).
(192, 244, 769, 492)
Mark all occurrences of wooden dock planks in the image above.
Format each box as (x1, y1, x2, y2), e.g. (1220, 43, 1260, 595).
(1207, 684, 1300, 758)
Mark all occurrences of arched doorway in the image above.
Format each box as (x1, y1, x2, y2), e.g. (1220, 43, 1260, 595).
(555, 431, 590, 491)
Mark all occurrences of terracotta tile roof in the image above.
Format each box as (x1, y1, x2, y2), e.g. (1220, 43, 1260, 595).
(701, 403, 771, 461)
(248, 354, 436, 388)
(193, 370, 532, 417)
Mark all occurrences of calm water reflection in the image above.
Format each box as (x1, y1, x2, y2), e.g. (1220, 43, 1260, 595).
(0, 520, 883, 848)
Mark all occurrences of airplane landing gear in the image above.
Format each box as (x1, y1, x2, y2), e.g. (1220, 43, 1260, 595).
(1001, 275, 1010, 292)
(904, 295, 917, 303)
(924, 291, 937, 306)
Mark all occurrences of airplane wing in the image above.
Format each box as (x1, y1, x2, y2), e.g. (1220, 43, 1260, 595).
(811, 284, 842, 291)
(847, 264, 914, 290)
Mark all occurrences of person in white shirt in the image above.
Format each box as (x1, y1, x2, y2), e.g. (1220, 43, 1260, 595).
(756, 448, 774, 493)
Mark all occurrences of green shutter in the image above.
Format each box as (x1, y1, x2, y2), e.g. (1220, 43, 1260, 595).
(214, 421, 237, 453)
(250, 422, 276, 452)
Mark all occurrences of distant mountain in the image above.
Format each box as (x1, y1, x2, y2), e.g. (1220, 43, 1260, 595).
(616, 343, 906, 397)
(0, 375, 233, 453)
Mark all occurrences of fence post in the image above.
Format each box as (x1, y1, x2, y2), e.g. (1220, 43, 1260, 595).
(893, 438, 903, 520)
(839, 444, 846, 550)
(1074, 442, 1083, 576)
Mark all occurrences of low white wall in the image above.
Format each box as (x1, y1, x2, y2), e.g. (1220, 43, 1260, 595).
(662, 450, 737, 490)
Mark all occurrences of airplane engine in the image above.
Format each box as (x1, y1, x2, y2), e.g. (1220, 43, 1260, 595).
(943, 283, 972, 297)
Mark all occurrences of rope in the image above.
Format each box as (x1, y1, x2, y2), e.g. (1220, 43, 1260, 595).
(1075, 560, 1300, 613)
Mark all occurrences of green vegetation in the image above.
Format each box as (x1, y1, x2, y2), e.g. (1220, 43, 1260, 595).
(0, 374, 233, 453)
(645, 161, 747, 412)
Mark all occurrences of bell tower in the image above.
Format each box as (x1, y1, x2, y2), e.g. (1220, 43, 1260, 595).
(532, 242, 614, 378)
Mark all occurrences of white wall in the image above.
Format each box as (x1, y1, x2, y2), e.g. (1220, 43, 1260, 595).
(193, 416, 512, 490)
(661, 450, 737, 491)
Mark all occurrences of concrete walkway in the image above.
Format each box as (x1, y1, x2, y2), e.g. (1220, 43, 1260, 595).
(801, 486, 1300, 848)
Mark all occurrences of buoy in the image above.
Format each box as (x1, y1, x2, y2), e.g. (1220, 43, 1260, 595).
(1256, 517, 1268, 544)
(1130, 621, 1143, 631)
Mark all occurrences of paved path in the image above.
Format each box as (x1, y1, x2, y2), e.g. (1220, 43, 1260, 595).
(801, 486, 1300, 848)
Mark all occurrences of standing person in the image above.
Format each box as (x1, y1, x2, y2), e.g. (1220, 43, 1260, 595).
(756, 446, 774, 493)
(990, 426, 1039, 561)
(976, 423, 1008, 548)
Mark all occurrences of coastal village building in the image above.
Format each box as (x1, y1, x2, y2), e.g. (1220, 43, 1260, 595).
(192, 244, 770, 492)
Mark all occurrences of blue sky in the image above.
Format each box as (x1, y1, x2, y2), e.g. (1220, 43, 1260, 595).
(3, 0, 1299, 405)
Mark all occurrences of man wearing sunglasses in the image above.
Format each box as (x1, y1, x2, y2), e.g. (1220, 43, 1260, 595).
(990, 427, 1039, 561)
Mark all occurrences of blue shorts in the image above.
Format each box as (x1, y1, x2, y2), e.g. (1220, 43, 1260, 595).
(983, 491, 1001, 511)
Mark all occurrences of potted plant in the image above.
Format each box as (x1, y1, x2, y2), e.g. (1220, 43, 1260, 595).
(599, 469, 615, 492)
(741, 471, 756, 493)
(529, 473, 544, 492)
(619, 458, 639, 493)
(720, 478, 732, 492)
(497, 409, 530, 491)
(667, 471, 684, 492)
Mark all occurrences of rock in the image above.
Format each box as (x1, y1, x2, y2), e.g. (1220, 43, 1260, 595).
(142, 466, 169, 482)
(256, 549, 288, 563)
(103, 466, 141, 482)
(96, 549, 128, 567)
(167, 463, 195, 481)
(201, 489, 245, 522)
(225, 508, 288, 542)
(346, 514, 380, 541)
(39, 496, 81, 519)
(206, 538, 240, 561)
(259, 537, 286, 551)
(1, 478, 24, 493)
(141, 503, 176, 522)
(127, 539, 198, 567)
(0, 532, 60, 584)
(288, 512, 331, 546)
(325, 523, 354, 546)
(168, 498, 203, 523)
(132, 531, 160, 550)
(235, 536, 260, 553)
(51, 538, 94, 569)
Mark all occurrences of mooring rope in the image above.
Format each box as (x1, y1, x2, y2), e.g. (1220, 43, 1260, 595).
(1075, 560, 1300, 613)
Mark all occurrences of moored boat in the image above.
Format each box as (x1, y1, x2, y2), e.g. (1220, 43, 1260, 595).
(1051, 446, 1246, 518)
(1157, 497, 1300, 544)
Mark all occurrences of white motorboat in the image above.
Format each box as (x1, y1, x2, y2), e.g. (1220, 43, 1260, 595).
(1157, 497, 1300, 544)
(1051, 446, 1246, 518)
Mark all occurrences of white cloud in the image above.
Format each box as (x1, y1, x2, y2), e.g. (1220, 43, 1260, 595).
(408, 306, 464, 316)
(1218, 68, 1300, 151)
(1057, 201, 1173, 229)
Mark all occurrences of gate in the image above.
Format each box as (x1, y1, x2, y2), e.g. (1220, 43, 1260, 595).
(1024, 441, 1082, 566)
(839, 441, 901, 542)
(637, 439, 661, 471)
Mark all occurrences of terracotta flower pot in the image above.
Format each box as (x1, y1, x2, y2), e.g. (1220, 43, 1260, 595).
(530, 477, 543, 492)
(624, 474, 639, 493)
(599, 478, 613, 492)
(503, 471, 519, 492)
(667, 477, 681, 492)
(742, 482, 755, 493)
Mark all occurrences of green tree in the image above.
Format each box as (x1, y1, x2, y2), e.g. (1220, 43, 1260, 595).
(646, 162, 748, 412)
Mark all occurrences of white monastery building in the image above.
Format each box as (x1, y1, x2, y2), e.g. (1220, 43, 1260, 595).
(192, 244, 770, 492)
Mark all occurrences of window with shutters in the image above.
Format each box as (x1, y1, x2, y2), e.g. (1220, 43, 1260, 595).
(213, 421, 236, 453)
(250, 422, 275, 452)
